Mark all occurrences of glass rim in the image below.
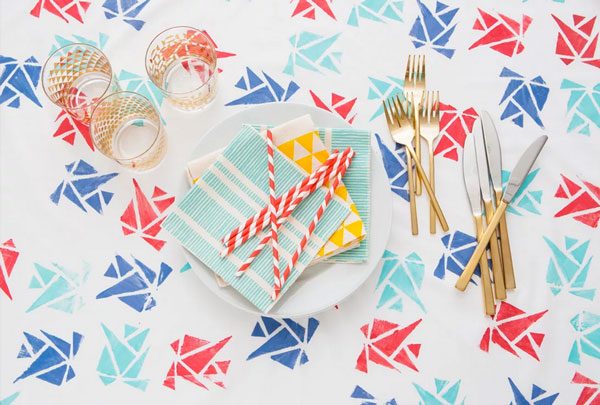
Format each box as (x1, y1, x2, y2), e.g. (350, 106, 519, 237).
(42, 42, 114, 113)
(90, 91, 163, 163)
(144, 26, 217, 97)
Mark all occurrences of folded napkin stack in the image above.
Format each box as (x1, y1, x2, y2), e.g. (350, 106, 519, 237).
(162, 115, 371, 312)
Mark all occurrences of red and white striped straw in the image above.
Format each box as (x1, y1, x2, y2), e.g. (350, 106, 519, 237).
(275, 148, 355, 299)
(221, 150, 343, 256)
(265, 130, 282, 296)
(234, 148, 354, 276)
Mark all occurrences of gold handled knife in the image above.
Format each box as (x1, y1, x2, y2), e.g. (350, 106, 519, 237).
(456, 135, 548, 291)
(473, 118, 506, 300)
(482, 111, 516, 289)
(463, 128, 495, 316)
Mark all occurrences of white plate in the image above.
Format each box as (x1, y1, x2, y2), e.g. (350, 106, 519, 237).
(178, 103, 392, 317)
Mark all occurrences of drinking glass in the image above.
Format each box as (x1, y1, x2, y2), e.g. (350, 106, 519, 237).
(90, 92, 167, 171)
(145, 26, 218, 111)
(42, 43, 119, 124)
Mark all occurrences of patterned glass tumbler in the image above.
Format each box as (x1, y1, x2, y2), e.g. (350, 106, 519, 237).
(145, 26, 218, 111)
(90, 92, 167, 171)
(42, 43, 119, 124)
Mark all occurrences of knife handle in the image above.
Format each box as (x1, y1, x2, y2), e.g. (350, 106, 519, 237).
(495, 189, 515, 289)
(474, 214, 495, 316)
(406, 145, 449, 232)
(484, 200, 506, 300)
(456, 201, 508, 291)
(406, 147, 418, 235)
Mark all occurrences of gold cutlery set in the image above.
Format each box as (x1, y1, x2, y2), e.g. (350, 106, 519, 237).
(383, 55, 449, 235)
(383, 55, 548, 317)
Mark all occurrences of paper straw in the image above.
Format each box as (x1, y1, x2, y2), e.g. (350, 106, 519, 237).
(276, 148, 355, 299)
(221, 150, 343, 255)
(265, 130, 281, 296)
(234, 148, 353, 276)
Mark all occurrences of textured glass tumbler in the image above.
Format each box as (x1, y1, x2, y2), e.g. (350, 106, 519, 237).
(42, 43, 119, 124)
(90, 92, 167, 171)
(145, 27, 218, 111)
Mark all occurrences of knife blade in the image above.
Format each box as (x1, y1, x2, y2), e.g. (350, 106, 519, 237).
(462, 131, 482, 216)
(482, 110, 516, 290)
(473, 118, 492, 202)
(481, 110, 502, 193)
(503, 135, 548, 202)
(473, 117, 505, 298)
(462, 128, 495, 315)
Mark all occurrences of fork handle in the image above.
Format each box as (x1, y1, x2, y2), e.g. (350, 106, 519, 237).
(428, 142, 435, 234)
(415, 118, 422, 196)
(406, 145, 449, 231)
(406, 148, 418, 235)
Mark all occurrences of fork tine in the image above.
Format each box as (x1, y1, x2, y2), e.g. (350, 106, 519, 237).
(382, 99, 392, 127)
(395, 94, 405, 122)
(434, 90, 440, 119)
(404, 55, 412, 87)
(422, 90, 429, 119)
(419, 55, 426, 85)
(428, 90, 433, 122)
(392, 95, 402, 122)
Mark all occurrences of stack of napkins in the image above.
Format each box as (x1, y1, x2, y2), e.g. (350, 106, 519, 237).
(162, 115, 371, 312)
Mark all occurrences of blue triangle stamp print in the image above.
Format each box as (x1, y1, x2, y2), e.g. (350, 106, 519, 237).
(508, 378, 559, 405)
(499, 67, 549, 128)
(0, 55, 42, 108)
(409, 0, 459, 58)
(96, 255, 173, 312)
(247, 316, 319, 369)
(226, 67, 299, 105)
(14, 330, 83, 386)
(375, 133, 409, 201)
(351, 385, 398, 405)
(434, 230, 483, 282)
(50, 160, 118, 214)
(102, 0, 150, 31)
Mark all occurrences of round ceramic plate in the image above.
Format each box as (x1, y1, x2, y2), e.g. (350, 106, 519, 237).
(179, 103, 392, 317)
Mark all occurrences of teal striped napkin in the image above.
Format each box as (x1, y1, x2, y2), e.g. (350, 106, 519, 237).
(162, 125, 350, 312)
(318, 127, 371, 262)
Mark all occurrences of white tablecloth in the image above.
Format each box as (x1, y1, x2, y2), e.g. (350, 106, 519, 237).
(1, 0, 599, 404)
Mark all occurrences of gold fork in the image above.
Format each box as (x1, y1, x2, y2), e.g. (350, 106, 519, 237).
(384, 95, 418, 234)
(383, 95, 449, 232)
(420, 90, 440, 234)
(404, 55, 426, 195)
